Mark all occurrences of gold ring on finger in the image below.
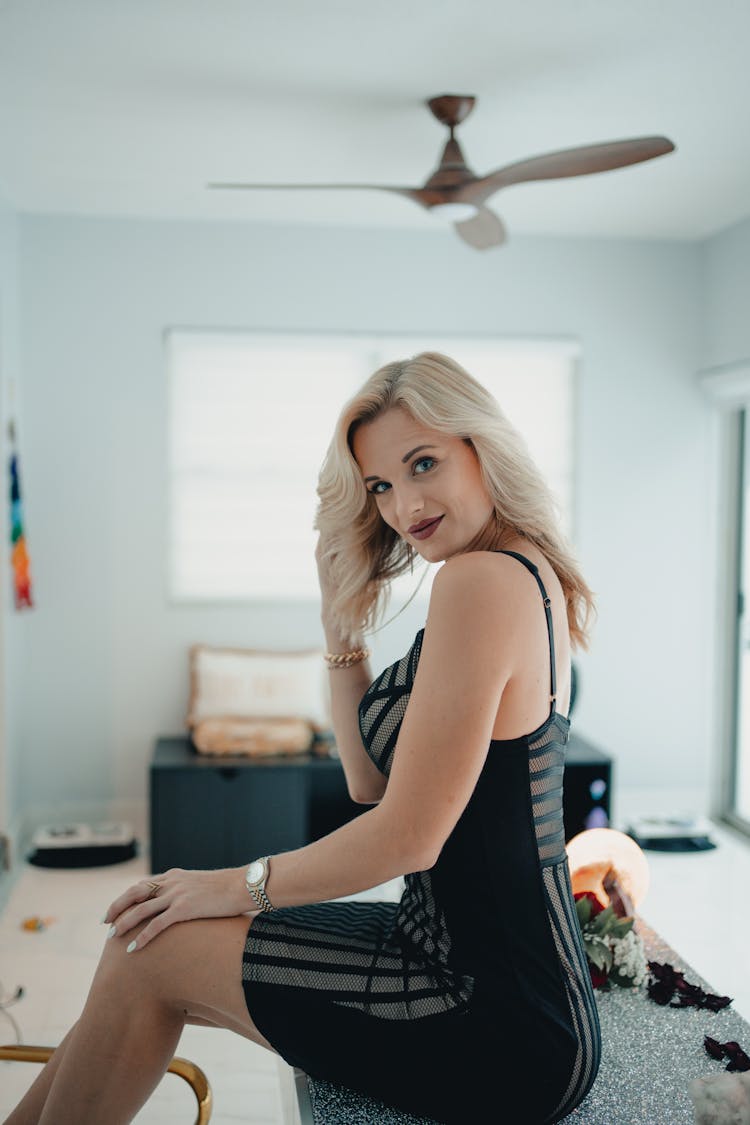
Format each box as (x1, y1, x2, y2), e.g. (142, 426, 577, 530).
(145, 880, 161, 899)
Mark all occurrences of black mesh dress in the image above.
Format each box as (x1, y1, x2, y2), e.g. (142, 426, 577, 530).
(242, 551, 601, 1123)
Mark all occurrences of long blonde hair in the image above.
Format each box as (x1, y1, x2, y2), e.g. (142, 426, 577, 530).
(315, 351, 595, 649)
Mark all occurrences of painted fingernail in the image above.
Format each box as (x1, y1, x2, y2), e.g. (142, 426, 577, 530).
(107, 925, 117, 938)
(126, 940, 137, 954)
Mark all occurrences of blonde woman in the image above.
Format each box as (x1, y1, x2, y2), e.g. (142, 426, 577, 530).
(4, 352, 600, 1125)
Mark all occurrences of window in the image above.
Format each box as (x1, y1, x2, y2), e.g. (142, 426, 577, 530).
(166, 331, 579, 604)
(698, 360, 750, 836)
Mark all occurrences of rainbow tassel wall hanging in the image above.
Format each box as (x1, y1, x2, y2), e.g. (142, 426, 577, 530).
(8, 419, 34, 610)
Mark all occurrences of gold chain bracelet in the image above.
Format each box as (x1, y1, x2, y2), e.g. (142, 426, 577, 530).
(323, 648, 370, 669)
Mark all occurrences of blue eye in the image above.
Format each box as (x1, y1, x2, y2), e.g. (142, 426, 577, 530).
(367, 457, 436, 496)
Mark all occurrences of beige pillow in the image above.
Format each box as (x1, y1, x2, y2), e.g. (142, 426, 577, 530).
(187, 644, 329, 731)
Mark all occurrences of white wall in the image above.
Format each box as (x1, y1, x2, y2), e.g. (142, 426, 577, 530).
(701, 216, 750, 369)
(13, 214, 708, 840)
(0, 191, 22, 862)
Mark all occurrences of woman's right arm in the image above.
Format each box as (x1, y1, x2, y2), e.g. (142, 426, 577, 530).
(323, 620, 387, 805)
(317, 535, 387, 805)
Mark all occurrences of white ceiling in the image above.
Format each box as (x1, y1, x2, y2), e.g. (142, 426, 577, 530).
(0, 0, 748, 242)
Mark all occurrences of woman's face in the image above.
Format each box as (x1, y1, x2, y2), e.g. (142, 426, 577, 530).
(352, 407, 495, 563)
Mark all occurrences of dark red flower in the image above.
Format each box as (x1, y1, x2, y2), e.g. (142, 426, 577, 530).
(574, 890, 606, 917)
(588, 961, 608, 989)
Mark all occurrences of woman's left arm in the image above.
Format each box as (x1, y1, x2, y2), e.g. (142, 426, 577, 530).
(106, 552, 527, 951)
(104, 795, 434, 951)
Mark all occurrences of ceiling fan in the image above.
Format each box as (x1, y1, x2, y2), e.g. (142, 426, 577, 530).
(208, 94, 676, 250)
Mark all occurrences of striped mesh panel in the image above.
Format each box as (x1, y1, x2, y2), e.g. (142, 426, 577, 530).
(542, 860, 602, 1121)
(529, 718, 602, 1122)
(243, 892, 475, 1021)
(528, 719, 568, 866)
(357, 630, 424, 775)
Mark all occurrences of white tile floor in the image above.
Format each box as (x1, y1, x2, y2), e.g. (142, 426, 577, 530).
(1, 821, 749, 1123)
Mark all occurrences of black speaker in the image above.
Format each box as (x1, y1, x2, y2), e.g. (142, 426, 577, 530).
(563, 734, 613, 841)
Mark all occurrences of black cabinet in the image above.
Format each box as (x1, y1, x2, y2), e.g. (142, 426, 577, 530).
(149, 733, 613, 873)
(563, 733, 613, 840)
(149, 738, 365, 872)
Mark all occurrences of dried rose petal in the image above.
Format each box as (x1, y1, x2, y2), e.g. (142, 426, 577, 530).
(704, 1036, 725, 1060)
(648, 962, 733, 1012)
(647, 979, 674, 1005)
(703, 993, 733, 1012)
(726, 1050, 750, 1073)
(648, 979, 676, 1005)
(672, 982, 709, 1008)
(702, 1037, 750, 1072)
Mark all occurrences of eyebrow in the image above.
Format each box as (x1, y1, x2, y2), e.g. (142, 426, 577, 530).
(363, 445, 437, 484)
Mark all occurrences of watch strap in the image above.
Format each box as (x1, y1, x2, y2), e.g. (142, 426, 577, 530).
(249, 883, 274, 913)
(246, 856, 274, 913)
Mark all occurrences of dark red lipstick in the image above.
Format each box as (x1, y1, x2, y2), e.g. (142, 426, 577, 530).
(408, 516, 443, 540)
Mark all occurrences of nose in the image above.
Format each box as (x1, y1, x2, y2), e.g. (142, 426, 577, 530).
(395, 484, 424, 532)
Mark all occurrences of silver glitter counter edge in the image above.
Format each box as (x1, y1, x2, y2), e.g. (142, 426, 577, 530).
(301, 918, 750, 1123)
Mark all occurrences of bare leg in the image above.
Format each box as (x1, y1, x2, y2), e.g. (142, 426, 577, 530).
(3, 1024, 80, 1125)
(4, 913, 275, 1125)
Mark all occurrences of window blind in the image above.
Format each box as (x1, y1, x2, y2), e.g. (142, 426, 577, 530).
(166, 332, 578, 603)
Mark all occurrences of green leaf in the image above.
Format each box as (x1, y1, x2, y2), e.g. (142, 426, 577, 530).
(591, 906, 617, 936)
(610, 918, 634, 939)
(576, 897, 592, 926)
(585, 941, 613, 972)
(609, 970, 637, 988)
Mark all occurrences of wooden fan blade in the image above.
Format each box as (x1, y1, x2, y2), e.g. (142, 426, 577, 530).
(454, 206, 507, 251)
(207, 181, 423, 203)
(459, 136, 676, 207)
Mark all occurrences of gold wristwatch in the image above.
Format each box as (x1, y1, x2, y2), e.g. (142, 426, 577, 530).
(245, 856, 274, 913)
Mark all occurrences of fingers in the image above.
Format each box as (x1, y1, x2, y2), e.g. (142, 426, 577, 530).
(102, 867, 247, 953)
(122, 904, 177, 953)
(102, 886, 147, 925)
(103, 870, 180, 926)
(107, 895, 168, 942)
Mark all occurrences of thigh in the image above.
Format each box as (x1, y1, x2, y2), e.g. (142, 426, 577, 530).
(100, 913, 279, 1054)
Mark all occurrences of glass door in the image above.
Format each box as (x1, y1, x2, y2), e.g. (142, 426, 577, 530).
(733, 409, 750, 826)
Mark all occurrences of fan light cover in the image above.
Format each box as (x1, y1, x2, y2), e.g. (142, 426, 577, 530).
(429, 202, 478, 223)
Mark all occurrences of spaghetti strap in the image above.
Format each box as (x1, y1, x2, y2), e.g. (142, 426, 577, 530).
(493, 549, 557, 714)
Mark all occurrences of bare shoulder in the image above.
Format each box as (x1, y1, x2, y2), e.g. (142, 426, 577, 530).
(425, 550, 541, 660)
(430, 550, 539, 619)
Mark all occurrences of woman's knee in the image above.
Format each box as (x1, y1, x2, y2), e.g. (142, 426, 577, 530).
(93, 914, 276, 1051)
(96, 914, 251, 1009)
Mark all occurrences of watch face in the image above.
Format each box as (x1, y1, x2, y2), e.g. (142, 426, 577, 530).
(247, 860, 265, 885)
